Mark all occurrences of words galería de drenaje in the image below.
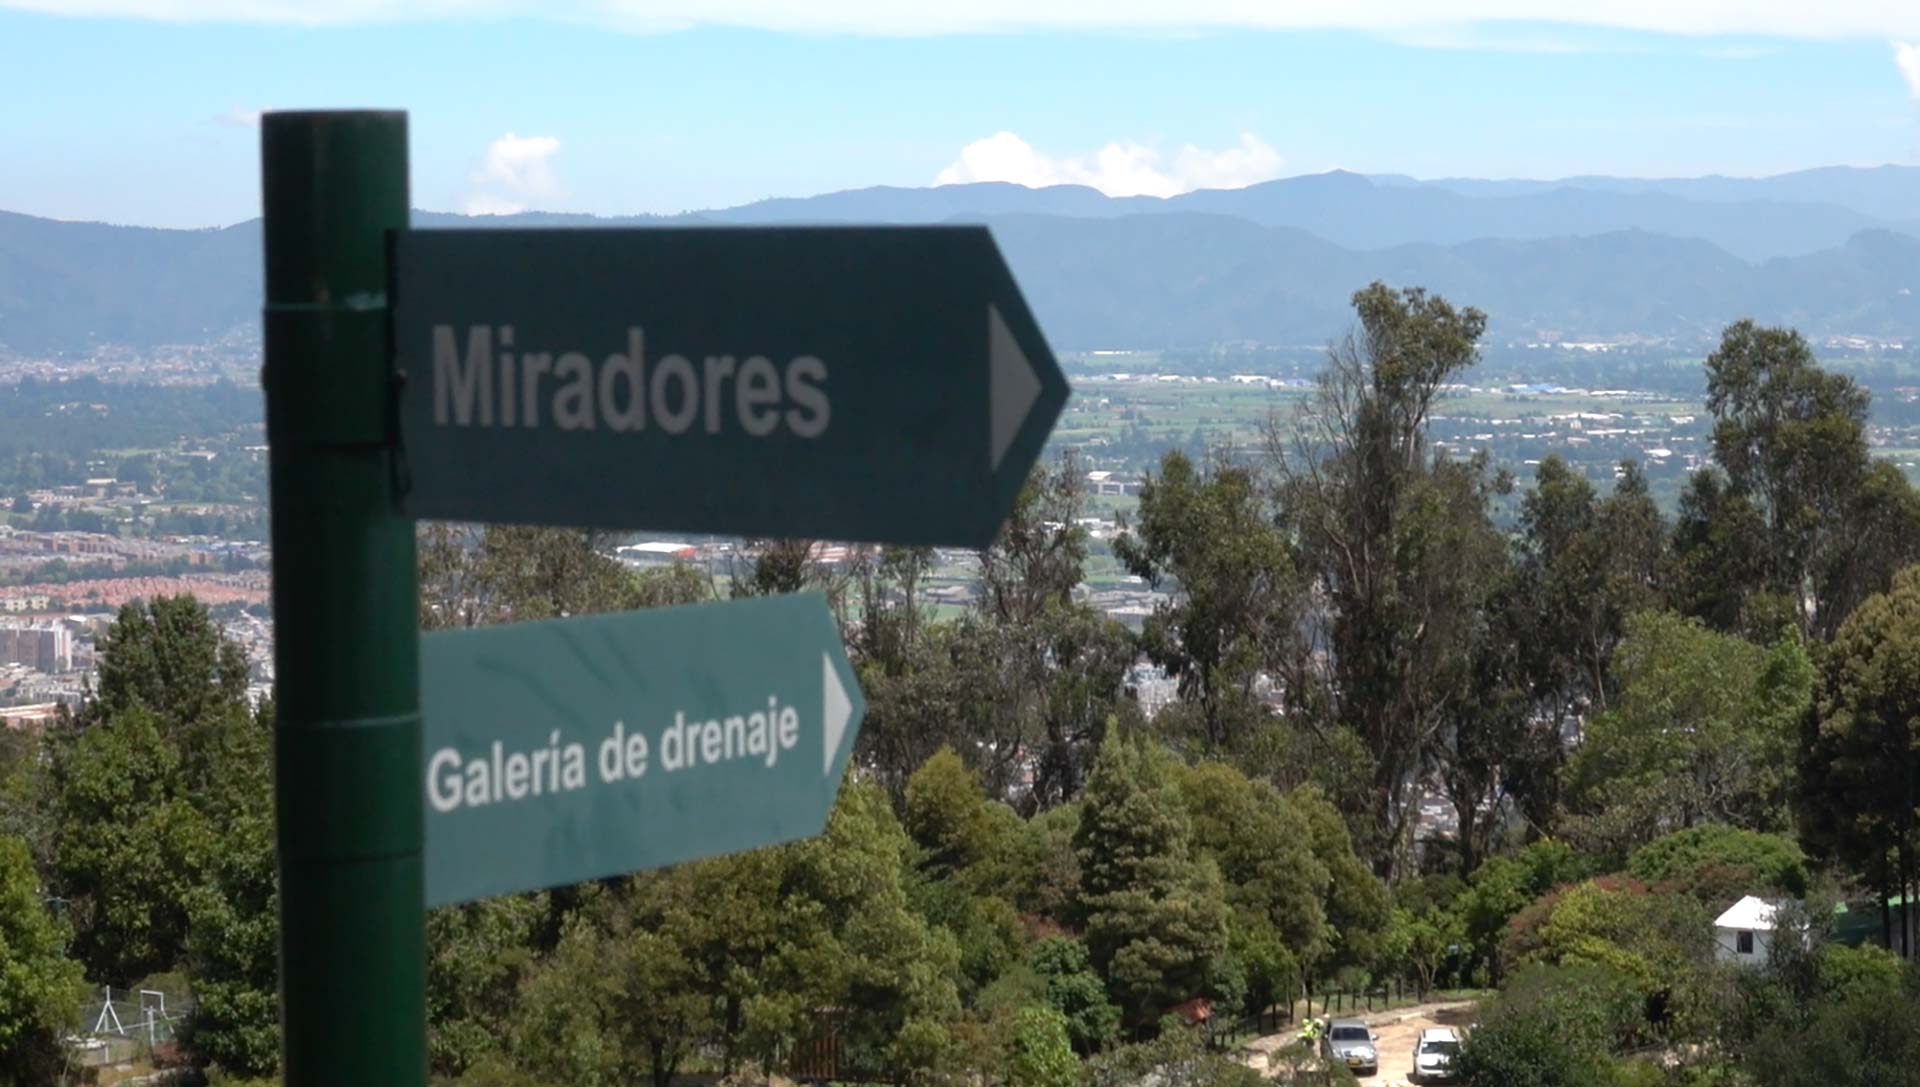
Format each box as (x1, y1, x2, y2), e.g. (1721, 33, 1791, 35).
(426, 695, 803, 813)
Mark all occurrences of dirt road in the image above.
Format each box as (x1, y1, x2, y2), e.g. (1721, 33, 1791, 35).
(1241, 1000, 1477, 1085)
(1364, 1001, 1475, 1084)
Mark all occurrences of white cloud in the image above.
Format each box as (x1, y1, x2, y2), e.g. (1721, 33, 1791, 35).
(1171, 133, 1289, 191)
(1896, 41, 1920, 101)
(213, 107, 264, 127)
(935, 131, 1284, 198)
(465, 131, 560, 216)
(7, 1, 1920, 39)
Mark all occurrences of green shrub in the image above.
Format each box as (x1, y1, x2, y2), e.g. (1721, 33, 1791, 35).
(1456, 1010, 1615, 1087)
(1626, 827, 1808, 899)
(1814, 943, 1905, 1003)
(1004, 1006, 1078, 1087)
(1030, 937, 1121, 1053)
(1083, 1017, 1270, 1087)
(1746, 990, 1920, 1087)
(1455, 965, 1643, 1087)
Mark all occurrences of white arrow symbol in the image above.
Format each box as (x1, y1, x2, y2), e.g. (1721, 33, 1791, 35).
(990, 303, 1042, 473)
(823, 652, 851, 776)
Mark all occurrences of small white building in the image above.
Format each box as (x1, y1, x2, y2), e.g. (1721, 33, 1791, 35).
(1714, 896, 1779, 966)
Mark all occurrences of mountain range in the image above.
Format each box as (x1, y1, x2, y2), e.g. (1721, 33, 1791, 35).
(2, 165, 1917, 356)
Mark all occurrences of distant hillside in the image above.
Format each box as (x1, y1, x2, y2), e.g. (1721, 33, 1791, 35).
(412, 166, 1920, 260)
(1375, 164, 1920, 225)
(983, 215, 1917, 347)
(2, 182, 1917, 355)
(0, 212, 260, 354)
(693, 167, 1920, 262)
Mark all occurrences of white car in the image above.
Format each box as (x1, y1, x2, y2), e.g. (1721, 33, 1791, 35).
(1410, 1027, 1461, 1084)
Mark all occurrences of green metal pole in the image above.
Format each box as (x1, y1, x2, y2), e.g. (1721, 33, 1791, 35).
(261, 111, 423, 1087)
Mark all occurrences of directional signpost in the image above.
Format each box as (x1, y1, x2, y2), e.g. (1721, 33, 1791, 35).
(392, 227, 1068, 547)
(420, 594, 862, 907)
(261, 109, 1064, 1087)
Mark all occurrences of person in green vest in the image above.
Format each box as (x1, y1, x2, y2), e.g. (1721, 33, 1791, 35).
(1298, 1015, 1323, 1050)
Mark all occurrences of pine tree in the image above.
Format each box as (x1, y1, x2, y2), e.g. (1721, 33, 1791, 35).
(1073, 736, 1228, 1029)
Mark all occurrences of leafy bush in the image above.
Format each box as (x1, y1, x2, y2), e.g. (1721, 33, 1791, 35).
(1813, 943, 1906, 1003)
(1503, 879, 1711, 1000)
(1456, 1009, 1617, 1087)
(1746, 990, 1920, 1087)
(1626, 826, 1808, 899)
(1004, 1006, 1077, 1087)
(0, 834, 88, 1087)
(1263, 1042, 1362, 1086)
(1084, 1019, 1272, 1087)
(1029, 936, 1121, 1053)
(1455, 965, 1645, 1087)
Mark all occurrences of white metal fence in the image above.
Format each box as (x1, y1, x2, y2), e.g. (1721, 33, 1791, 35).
(66, 986, 194, 1068)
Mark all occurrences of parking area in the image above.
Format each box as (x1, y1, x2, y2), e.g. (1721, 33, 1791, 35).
(1242, 1000, 1477, 1085)
(1365, 1002, 1475, 1084)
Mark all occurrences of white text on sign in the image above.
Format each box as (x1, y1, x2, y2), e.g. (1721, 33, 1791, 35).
(426, 696, 804, 813)
(431, 325, 831, 437)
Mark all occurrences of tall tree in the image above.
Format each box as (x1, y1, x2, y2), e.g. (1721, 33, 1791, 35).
(1677, 320, 1920, 638)
(1271, 284, 1499, 875)
(49, 705, 212, 982)
(980, 453, 1090, 629)
(0, 835, 86, 1087)
(1706, 322, 1865, 625)
(1427, 600, 1535, 876)
(425, 892, 549, 1077)
(1566, 612, 1810, 864)
(1072, 736, 1229, 1029)
(857, 619, 1031, 801)
(976, 457, 1136, 808)
(419, 524, 646, 629)
(1114, 449, 1295, 754)
(1023, 605, 1139, 809)
(1515, 457, 1667, 717)
(904, 747, 1013, 885)
(1813, 460, 1920, 642)
(859, 463, 1134, 807)
(1174, 762, 1332, 971)
(85, 595, 250, 735)
(852, 545, 936, 676)
(180, 699, 277, 1077)
(1669, 469, 1771, 634)
(1283, 785, 1392, 977)
(1799, 565, 1920, 958)
(730, 538, 818, 598)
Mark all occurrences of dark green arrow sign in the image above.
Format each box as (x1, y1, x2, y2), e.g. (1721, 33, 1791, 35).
(419, 593, 863, 907)
(391, 226, 1068, 548)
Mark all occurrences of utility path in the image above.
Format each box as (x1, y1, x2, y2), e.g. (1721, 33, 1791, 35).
(1240, 1000, 1478, 1084)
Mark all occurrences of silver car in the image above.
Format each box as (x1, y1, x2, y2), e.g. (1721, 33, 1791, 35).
(1320, 1018, 1379, 1076)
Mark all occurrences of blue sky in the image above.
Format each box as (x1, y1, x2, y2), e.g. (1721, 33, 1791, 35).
(4, 3, 1919, 228)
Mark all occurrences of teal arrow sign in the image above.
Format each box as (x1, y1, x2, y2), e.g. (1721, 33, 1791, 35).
(419, 593, 864, 907)
(391, 226, 1068, 549)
